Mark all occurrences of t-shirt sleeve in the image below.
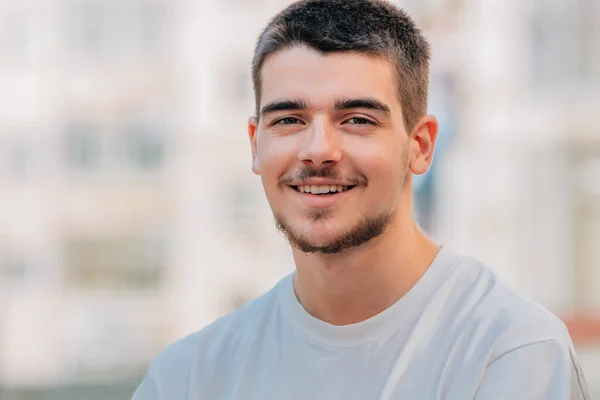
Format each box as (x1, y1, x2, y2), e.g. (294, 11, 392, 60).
(131, 371, 161, 400)
(474, 340, 590, 399)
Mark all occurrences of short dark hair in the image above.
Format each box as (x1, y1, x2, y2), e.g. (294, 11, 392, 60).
(252, 0, 431, 132)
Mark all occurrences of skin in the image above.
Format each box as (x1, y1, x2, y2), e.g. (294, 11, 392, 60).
(248, 46, 440, 326)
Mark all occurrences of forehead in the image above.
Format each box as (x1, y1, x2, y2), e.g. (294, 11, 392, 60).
(260, 47, 400, 110)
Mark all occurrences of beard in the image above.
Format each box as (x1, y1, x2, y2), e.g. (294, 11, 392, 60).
(274, 209, 395, 254)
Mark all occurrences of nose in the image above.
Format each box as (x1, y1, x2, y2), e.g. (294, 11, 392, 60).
(297, 119, 342, 167)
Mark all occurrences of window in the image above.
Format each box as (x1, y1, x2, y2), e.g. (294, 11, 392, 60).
(0, 10, 34, 69)
(393, 0, 463, 28)
(64, 115, 168, 174)
(64, 234, 165, 291)
(231, 68, 252, 105)
(0, 254, 30, 285)
(218, 63, 253, 108)
(572, 152, 600, 309)
(531, 0, 600, 90)
(226, 179, 263, 237)
(67, 0, 166, 61)
(580, 157, 600, 197)
(414, 73, 457, 235)
(7, 138, 35, 180)
(399, 0, 446, 18)
(122, 119, 167, 171)
(65, 120, 102, 171)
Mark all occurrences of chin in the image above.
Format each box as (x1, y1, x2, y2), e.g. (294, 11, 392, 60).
(302, 215, 344, 233)
(300, 231, 340, 248)
(274, 208, 394, 255)
(276, 214, 337, 243)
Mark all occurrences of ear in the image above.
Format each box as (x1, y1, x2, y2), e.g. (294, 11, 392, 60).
(248, 116, 260, 175)
(408, 115, 438, 175)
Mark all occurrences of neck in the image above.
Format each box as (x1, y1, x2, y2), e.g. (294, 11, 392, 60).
(291, 203, 440, 326)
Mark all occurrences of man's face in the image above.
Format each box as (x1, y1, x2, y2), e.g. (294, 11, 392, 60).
(249, 47, 413, 254)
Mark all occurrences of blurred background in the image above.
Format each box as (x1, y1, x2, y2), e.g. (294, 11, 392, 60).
(0, 0, 598, 398)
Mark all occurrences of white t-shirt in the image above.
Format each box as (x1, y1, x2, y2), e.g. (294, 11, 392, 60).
(132, 247, 590, 399)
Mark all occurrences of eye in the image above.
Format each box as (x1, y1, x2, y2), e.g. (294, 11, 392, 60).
(347, 117, 375, 125)
(274, 117, 303, 125)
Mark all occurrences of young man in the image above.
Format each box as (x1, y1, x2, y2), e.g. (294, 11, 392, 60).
(133, 0, 590, 398)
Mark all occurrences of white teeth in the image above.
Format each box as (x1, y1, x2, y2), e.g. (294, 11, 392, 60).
(296, 184, 352, 194)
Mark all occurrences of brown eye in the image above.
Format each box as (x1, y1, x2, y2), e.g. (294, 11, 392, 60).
(275, 117, 302, 125)
(347, 117, 374, 125)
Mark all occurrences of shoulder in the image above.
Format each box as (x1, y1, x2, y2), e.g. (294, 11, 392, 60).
(144, 278, 283, 390)
(445, 252, 572, 354)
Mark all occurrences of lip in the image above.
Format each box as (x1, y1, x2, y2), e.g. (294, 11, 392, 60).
(288, 185, 355, 209)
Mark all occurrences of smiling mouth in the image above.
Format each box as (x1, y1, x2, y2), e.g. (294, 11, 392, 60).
(290, 185, 356, 195)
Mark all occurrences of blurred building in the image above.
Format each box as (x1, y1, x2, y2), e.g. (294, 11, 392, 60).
(425, 0, 600, 390)
(0, 0, 291, 393)
(0, 0, 598, 397)
(432, 0, 600, 314)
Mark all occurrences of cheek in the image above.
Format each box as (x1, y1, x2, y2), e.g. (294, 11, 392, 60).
(257, 137, 297, 187)
(346, 140, 406, 197)
(346, 138, 402, 175)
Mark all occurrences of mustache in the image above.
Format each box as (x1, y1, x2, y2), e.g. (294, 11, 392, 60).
(278, 166, 366, 186)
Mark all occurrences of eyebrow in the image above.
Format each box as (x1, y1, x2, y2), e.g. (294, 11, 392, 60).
(334, 98, 391, 114)
(260, 99, 308, 116)
(259, 97, 391, 117)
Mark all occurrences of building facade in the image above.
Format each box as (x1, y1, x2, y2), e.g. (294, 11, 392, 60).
(0, 0, 598, 396)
